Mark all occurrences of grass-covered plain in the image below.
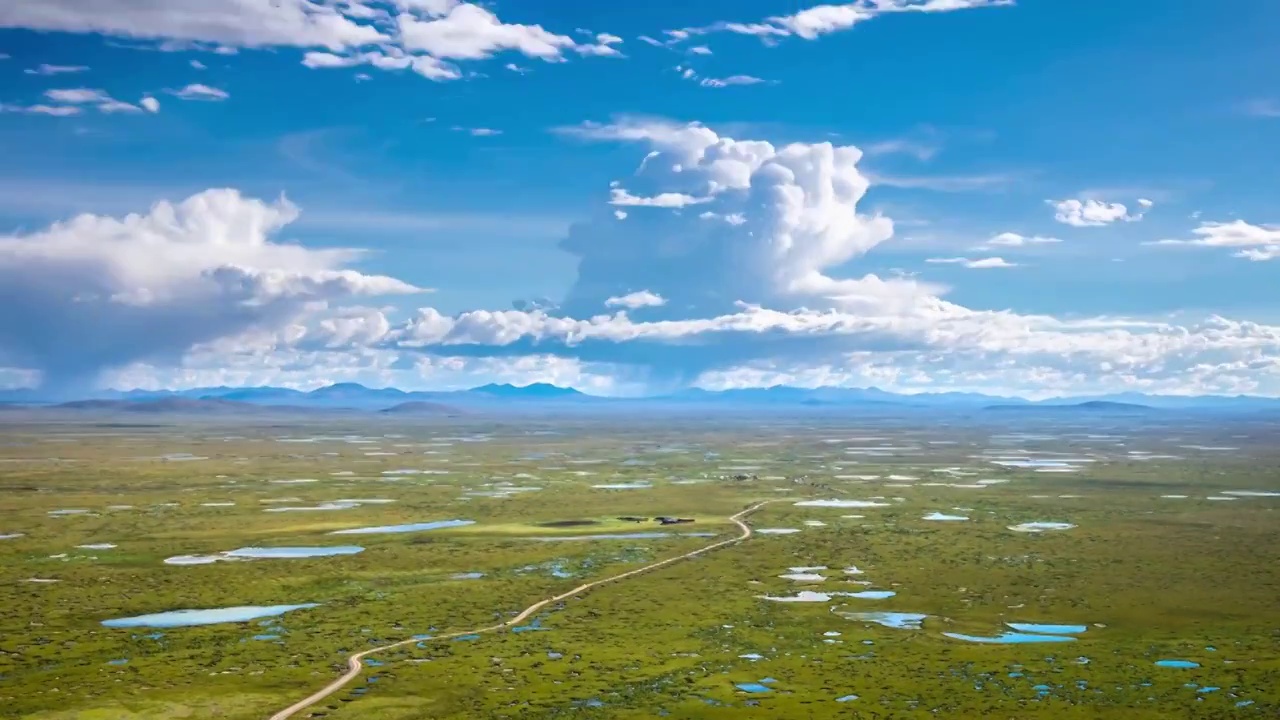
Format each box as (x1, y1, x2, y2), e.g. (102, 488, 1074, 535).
(0, 413, 1277, 718)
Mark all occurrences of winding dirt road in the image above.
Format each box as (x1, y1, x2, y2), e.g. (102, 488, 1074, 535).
(268, 500, 775, 720)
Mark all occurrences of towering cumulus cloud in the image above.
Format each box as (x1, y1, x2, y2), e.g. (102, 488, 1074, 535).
(391, 118, 966, 379)
(387, 118, 1280, 395)
(554, 117, 931, 318)
(0, 189, 419, 393)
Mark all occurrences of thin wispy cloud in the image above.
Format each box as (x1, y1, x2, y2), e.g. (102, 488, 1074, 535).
(869, 171, 1017, 192)
(0, 103, 82, 116)
(169, 83, 229, 101)
(862, 138, 939, 161)
(452, 126, 502, 136)
(664, 0, 1013, 45)
(24, 63, 88, 75)
(976, 232, 1060, 249)
(926, 256, 1019, 269)
(1239, 98, 1280, 118)
(699, 74, 768, 88)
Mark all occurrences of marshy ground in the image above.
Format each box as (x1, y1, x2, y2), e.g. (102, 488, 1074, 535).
(0, 413, 1276, 718)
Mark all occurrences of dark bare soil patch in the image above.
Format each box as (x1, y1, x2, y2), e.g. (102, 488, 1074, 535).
(536, 519, 601, 528)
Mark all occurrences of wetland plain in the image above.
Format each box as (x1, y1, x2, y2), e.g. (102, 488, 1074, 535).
(0, 411, 1277, 718)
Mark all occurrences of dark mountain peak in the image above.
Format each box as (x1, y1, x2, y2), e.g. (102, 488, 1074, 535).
(1075, 400, 1153, 411)
(985, 400, 1153, 412)
(309, 383, 407, 398)
(312, 382, 372, 393)
(54, 399, 124, 410)
(210, 386, 305, 401)
(470, 383, 583, 398)
(380, 401, 462, 415)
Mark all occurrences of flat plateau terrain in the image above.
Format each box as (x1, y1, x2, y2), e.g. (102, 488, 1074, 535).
(0, 412, 1276, 718)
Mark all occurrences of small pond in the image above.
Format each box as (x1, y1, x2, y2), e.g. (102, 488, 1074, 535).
(226, 546, 364, 559)
(1154, 659, 1200, 669)
(103, 603, 318, 628)
(330, 519, 475, 535)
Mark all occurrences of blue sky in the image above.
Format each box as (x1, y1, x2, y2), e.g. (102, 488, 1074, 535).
(1, 0, 1278, 396)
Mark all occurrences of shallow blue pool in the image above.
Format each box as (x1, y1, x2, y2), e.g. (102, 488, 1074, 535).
(1006, 623, 1087, 635)
(944, 631, 1077, 644)
(103, 603, 318, 628)
(225, 546, 364, 559)
(330, 520, 474, 535)
(1154, 659, 1200, 669)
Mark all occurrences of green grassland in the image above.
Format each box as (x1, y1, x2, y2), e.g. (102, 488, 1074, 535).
(0, 414, 1277, 718)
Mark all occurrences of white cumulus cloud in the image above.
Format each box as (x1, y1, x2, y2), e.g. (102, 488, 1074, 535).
(6, 117, 1280, 397)
(0, 0, 388, 51)
(605, 290, 668, 309)
(1050, 197, 1151, 227)
(1147, 220, 1280, 262)
(673, 64, 770, 88)
(302, 49, 462, 81)
(397, 3, 574, 60)
(361, 117, 1280, 395)
(576, 32, 624, 57)
(21, 87, 148, 114)
(43, 88, 111, 103)
(665, 0, 1012, 44)
(0, 189, 420, 390)
(0, 0, 621, 83)
(170, 83, 229, 101)
(700, 74, 768, 88)
(608, 187, 711, 208)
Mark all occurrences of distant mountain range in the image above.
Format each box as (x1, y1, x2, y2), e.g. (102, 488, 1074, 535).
(48, 397, 326, 415)
(1, 382, 1277, 414)
(0, 382, 585, 413)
